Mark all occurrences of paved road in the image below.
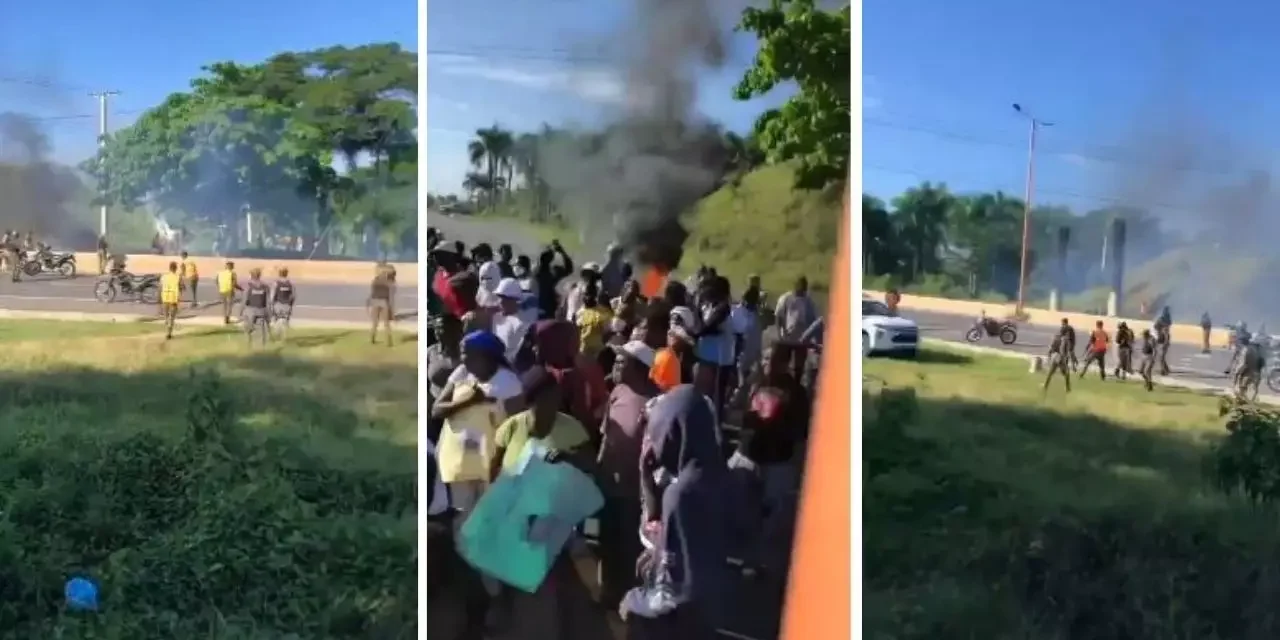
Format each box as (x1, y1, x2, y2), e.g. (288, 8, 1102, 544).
(0, 275, 418, 323)
(430, 212, 552, 258)
(899, 307, 1277, 398)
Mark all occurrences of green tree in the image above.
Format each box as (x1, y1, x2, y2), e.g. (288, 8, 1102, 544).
(862, 194, 900, 276)
(467, 125, 513, 210)
(734, 0, 850, 189)
(947, 192, 1025, 296)
(891, 182, 953, 281)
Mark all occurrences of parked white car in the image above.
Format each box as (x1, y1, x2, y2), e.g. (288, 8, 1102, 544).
(861, 299, 919, 358)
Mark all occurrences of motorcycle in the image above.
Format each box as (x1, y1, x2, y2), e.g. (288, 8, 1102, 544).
(93, 271, 160, 304)
(965, 316, 1018, 345)
(22, 250, 76, 278)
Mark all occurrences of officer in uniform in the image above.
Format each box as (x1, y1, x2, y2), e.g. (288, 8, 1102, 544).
(369, 264, 396, 346)
(1113, 321, 1134, 380)
(1156, 325, 1172, 376)
(216, 261, 242, 325)
(1059, 318, 1079, 372)
(1236, 341, 1265, 401)
(241, 268, 271, 348)
(97, 234, 110, 275)
(1042, 326, 1073, 395)
(180, 251, 200, 308)
(270, 267, 296, 341)
(1138, 329, 1157, 391)
(159, 261, 182, 340)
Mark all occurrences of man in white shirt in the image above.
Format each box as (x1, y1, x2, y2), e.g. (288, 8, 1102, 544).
(490, 278, 531, 364)
(774, 275, 818, 379)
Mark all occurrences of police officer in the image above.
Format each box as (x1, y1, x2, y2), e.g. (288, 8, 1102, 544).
(216, 261, 242, 324)
(241, 268, 271, 348)
(159, 261, 182, 340)
(1139, 329, 1157, 391)
(270, 267, 296, 341)
(1043, 326, 1073, 395)
(1236, 341, 1265, 401)
(1059, 318, 1079, 372)
(97, 234, 110, 275)
(180, 251, 200, 308)
(369, 264, 396, 347)
(1156, 325, 1172, 376)
(1114, 321, 1134, 380)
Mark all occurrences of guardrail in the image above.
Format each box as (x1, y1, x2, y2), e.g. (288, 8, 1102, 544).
(76, 254, 418, 286)
(864, 289, 1228, 348)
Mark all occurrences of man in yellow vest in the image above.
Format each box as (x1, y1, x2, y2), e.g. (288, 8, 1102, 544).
(216, 261, 242, 325)
(160, 261, 182, 340)
(180, 251, 200, 308)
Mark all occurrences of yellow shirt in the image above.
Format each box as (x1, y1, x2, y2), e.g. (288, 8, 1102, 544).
(493, 410, 589, 475)
(160, 273, 181, 305)
(575, 307, 612, 356)
(435, 384, 504, 483)
(181, 259, 198, 279)
(216, 270, 236, 294)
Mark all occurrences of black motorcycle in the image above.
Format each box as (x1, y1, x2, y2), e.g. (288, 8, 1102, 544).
(964, 316, 1019, 345)
(93, 271, 160, 304)
(22, 250, 76, 278)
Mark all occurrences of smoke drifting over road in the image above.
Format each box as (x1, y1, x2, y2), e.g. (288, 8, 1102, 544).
(535, 0, 736, 273)
(0, 112, 84, 242)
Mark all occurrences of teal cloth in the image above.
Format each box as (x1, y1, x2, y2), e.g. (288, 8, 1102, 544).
(457, 454, 604, 593)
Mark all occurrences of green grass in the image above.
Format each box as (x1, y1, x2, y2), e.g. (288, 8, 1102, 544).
(0, 327, 416, 637)
(864, 347, 1280, 639)
(0, 319, 162, 342)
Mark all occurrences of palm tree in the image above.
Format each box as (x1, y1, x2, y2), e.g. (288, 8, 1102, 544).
(466, 125, 513, 210)
(891, 182, 954, 281)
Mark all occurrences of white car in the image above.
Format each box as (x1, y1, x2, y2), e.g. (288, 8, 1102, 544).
(862, 299, 919, 357)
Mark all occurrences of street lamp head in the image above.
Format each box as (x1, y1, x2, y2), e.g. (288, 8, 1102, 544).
(1013, 103, 1023, 112)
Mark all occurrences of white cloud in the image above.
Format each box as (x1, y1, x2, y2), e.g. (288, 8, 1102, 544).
(431, 53, 625, 105)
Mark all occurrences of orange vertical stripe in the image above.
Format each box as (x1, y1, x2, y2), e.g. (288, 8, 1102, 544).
(780, 188, 851, 639)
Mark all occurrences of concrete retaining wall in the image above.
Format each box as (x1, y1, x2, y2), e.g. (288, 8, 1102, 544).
(76, 254, 419, 286)
(866, 290, 1227, 348)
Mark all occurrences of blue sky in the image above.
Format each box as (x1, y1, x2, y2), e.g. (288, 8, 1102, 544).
(0, 0, 413, 167)
(424, 0, 789, 195)
(865, 0, 1280, 227)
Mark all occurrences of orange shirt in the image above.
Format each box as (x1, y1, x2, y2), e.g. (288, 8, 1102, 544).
(1089, 329, 1109, 353)
(650, 347, 682, 391)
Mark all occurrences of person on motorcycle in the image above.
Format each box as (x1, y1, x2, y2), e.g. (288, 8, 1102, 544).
(270, 267, 296, 341)
(241, 268, 272, 348)
(1043, 326, 1073, 395)
(1114, 321, 1135, 380)
(215, 261, 242, 325)
(159, 261, 182, 340)
(1079, 320, 1110, 380)
(180, 251, 200, 309)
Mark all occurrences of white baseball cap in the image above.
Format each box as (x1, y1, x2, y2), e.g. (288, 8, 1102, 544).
(581, 261, 601, 273)
(612, 340, 656, 367)
(669, 306, 697, 330)
(494, 277, 523, 299)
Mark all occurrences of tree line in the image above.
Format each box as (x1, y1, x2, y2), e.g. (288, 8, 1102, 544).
(863, 182, 1179, 301)
(83, 43, 417, 259)
(429, 0, 851, 221)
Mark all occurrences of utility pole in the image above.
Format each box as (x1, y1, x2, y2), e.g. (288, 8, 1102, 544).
(1012, 103, 1053, 315)
(89, 90, 120, 237)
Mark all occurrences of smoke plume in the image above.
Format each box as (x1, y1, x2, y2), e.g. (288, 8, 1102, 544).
(536, 0, 735, 273)
(0, 112, 83, 242)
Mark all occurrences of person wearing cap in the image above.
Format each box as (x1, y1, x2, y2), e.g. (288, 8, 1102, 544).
(597, 339, 659, 609)
(599, 243, 629, 300)
(652, 307, 697, 391)
(564, 261, 602, 321)
(491, 278, 531, 364)
(534, 239, 574, 320)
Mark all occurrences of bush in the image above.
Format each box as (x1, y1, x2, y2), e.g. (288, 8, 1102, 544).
(0, 368, 415, 637)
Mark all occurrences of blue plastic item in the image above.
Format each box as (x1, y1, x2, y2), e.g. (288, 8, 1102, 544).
(457, 454, 604, 593)
(65, 577, 99, 611)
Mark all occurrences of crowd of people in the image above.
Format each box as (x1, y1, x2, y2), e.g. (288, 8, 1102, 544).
(426, 227, 825, 639)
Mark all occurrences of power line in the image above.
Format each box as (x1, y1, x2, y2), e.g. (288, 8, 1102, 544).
(0, 75, 90, 93)
(864, 115, 1245, 180)
(863, 162, 1208, 217)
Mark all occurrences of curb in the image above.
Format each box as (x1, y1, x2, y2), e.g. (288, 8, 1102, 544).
(921, 338, 1280, 406)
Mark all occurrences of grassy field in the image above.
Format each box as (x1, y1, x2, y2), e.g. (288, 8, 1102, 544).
(0, 323, 417, 637)
(864, 347, 1280, 639)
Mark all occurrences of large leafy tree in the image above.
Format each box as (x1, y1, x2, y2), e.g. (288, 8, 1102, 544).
(891, 182, 954, 280)
(734, 0, 850, 189)
(83, 43, 416, 256)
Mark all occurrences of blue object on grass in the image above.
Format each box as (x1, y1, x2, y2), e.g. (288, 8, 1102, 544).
(457, 454, 603, 593)
(65, 577, 99, 611)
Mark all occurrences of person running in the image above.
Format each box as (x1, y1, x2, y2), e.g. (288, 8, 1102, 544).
(180, 251, 200, 308)
(1079, 320, 1110, 380)
(270, 267, 296, 341)
(241, 268, 271, 348)
(1114, 321, 1134, 380)
(1059, 318, 1079, 372)
(159, 261, 182, 340)
(1043, 327, 1073, 395)
(216, 261, 242, 324)
(369, 265, 396, 346)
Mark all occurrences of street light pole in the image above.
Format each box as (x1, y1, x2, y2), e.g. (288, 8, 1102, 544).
(1012, 103, 1052, 315)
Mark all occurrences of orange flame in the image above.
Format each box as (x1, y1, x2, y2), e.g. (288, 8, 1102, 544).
(640, 267, 668, 299)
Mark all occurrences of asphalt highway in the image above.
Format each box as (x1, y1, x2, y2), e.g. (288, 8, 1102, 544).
(899, 307, 1278, 398)
(0, 274, 419, 324)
